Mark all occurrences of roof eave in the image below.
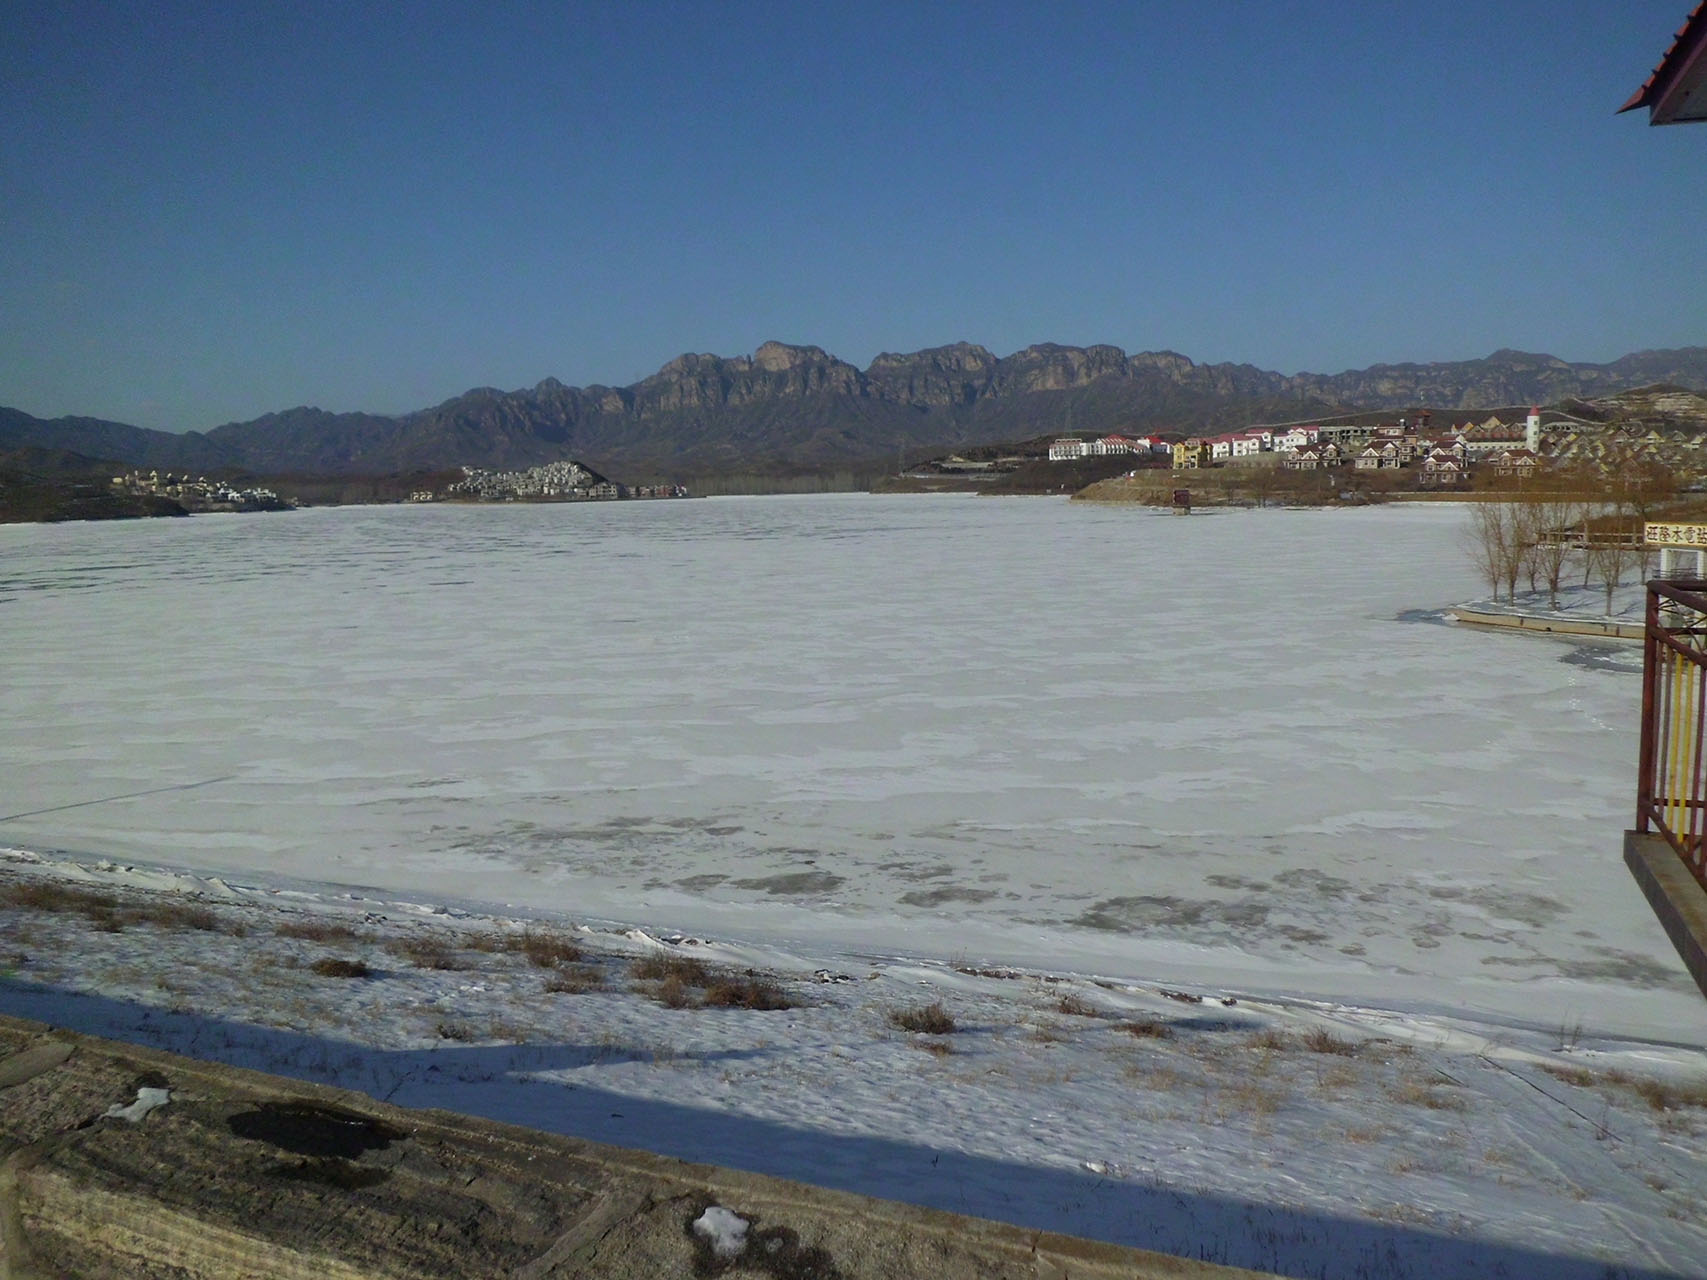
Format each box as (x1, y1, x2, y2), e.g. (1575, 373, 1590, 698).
(1622, 2, 1707, 123)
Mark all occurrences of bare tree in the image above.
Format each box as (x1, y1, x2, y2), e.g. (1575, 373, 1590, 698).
(1246, 461, 1282, 509)
(1530, 497, 1582, 610)
(1498, 503, 1525, 602)
(1466, 502, 1509, 600)
(1515, 502, 1544, 595)
(1612, 448, 1679, 525)
(1586, 536, 1638, 618)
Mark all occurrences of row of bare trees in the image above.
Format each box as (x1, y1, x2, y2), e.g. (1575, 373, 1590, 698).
(1465, 497, 1652, 614)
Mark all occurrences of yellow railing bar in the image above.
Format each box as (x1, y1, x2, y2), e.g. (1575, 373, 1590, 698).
(1668, 656, 1694, 836)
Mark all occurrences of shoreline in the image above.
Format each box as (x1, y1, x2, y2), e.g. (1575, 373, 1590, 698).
(1, 849, 1704, 1275)
(1, 840, 1698, 1048)
(1448, 606, 1645, 641)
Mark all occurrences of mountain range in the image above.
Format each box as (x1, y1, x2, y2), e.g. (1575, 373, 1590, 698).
(5, 343, 1706, 480)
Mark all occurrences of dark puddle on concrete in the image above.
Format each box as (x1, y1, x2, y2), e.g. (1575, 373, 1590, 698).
(229, 1101, 403, 1159)
(229, 1101, 404, 1190)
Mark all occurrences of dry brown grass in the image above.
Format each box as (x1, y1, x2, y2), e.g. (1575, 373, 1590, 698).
(914, 1039, 957, 1057)
(1, 881, 121, 916)
(889, 1002, 956, 1035)
(654, 974, 697, 1009)
(482, 1018, 529, 1044)
(1314, 1062, 1361, 1091)
(277, 920, 363, 943)
(703, 974, 793, 1011)
(518, 929, 583, 969)
(1340, 1124, 1388, 1144)
(1541, 1064, 1595, 1088)
(1622, 1075, 1707, 1112)
(1122, 1019, 1175, 1040)
(389, 937, 468, 970)
(543, 964, 605, 994)
(1, 881, 239, 935)
(309, 957, 372, 979)
(632, 954, 709, 1008)
(1126, 1062, 1186, 1090)
(1222, 1080, 1284, 1118)
(1247, 1029, 1291, 1052)
(1302, 1028, 1358, 1056)
(146, 902, 228, 933)
(1055, 993, 1105, 1018)
(1391, 1081, 1468, 1111)
(631, 953, 712, 984)
(629, 953, 794, 1010)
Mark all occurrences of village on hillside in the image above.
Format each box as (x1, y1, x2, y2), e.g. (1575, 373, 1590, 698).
(109, 470, 292, 513)
(896, 387, 1707, 499)
(414, 461, 689, 503)
(1050, 404, 1706, 490)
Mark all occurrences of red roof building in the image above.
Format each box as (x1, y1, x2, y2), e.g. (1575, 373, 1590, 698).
(1621, 3, 1707, 124)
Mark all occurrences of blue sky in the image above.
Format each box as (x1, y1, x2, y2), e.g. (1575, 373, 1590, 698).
(3, 1, 1702, 431)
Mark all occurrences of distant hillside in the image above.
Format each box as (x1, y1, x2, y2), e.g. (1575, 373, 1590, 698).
(5, 344, 1705, 480)
(0, 447, 189, 524)
(0, 407, 234, 474)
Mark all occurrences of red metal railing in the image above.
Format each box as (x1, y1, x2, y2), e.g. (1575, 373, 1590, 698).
(1637, 578, 1707, 892)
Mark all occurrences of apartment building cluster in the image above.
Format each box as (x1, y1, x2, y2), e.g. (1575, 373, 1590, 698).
(110, 470, 288, 512)
(429, 462, 687, 503)
(1046, 434, 1171, 461)
(442, 462, 619, 501)
(1168, 410, 1547, 488)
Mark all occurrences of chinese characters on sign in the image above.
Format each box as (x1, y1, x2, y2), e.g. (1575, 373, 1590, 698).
(1645, 523, 1707, 548)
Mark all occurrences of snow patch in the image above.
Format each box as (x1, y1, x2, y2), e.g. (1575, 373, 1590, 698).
(691, 1205, 749, 1258)
(104, 1086, 170, 1123)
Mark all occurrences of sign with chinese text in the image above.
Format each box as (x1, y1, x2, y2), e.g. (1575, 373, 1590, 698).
(1645, 522, 1707, 548)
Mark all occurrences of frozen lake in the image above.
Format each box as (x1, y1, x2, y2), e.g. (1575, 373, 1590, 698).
(2, 495, 1699, 1040)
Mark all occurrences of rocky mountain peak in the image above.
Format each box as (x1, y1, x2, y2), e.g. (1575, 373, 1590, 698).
(869, 343, 997, 373)
(1130, 350, 1199, 375)
(753, 341, 832, 373)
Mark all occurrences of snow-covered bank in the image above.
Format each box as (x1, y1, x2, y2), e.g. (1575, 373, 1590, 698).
(0, 851, 1702, 1280)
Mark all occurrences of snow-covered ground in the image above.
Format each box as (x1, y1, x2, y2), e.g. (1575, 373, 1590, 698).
(1, 496, 1703, 1278)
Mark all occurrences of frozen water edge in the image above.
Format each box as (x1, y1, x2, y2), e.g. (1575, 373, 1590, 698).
(0, 497, 1702, 1042)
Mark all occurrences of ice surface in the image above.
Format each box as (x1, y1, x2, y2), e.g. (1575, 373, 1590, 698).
(0, 496, 1698, 1040)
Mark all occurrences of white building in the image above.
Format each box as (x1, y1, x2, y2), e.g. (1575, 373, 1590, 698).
(1270, 426, 1320, 453)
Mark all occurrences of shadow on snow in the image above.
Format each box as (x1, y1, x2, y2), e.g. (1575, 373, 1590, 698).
(0, 980, 1681, 1280)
